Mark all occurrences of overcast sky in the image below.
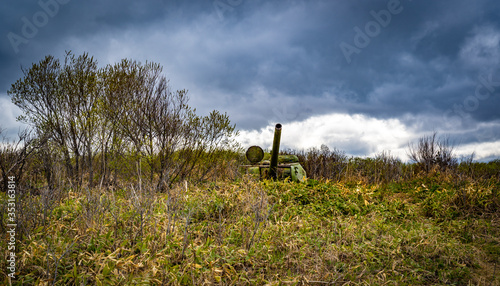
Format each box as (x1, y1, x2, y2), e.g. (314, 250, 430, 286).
(2, 0, 500, 161)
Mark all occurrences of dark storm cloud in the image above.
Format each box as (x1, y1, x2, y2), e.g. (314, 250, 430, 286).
(1, 0, 499, 159)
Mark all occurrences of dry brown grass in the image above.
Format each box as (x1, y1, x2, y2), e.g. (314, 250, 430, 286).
(0, 176, 498, 285)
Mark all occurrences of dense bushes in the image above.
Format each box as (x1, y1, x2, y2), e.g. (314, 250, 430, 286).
(285, 145, 408, 184)
(5, 52, 240, 194)
(283, 135, 498, 185)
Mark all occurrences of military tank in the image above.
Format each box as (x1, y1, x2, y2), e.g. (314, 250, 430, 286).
(242, 123, 307, 182)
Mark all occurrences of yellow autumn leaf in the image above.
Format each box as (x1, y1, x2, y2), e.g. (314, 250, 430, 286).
(152, 266, 158, 276)
(126, 254, 137, 261)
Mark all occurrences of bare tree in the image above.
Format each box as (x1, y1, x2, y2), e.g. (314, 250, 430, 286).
(8, 52, 100, 188)
(9, 52, 240, 192)
(9, 55, 75, 183)
(407, 132, 457, 173)
(59, 51, 100, 187)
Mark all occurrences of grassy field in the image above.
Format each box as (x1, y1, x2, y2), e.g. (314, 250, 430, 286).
(1, 175, 499, 285)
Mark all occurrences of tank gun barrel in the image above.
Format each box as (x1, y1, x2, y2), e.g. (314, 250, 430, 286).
(269, 123, 282, 179)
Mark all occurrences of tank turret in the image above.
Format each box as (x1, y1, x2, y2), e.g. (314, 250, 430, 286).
(242, 123, 307, 182)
